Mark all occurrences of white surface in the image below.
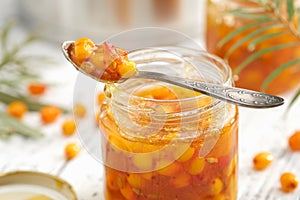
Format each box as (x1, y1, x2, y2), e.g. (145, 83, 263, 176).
(0, 2, 300, 199)
(0, 35, 299, 200)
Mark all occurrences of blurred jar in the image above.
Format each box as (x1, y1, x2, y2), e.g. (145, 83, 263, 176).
(17, 0, 204, 43)
(206, 0, 300, 94)
(99, 47, 239, 200)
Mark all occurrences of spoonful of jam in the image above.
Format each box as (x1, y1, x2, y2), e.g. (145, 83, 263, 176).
(62, 38, 284, 108)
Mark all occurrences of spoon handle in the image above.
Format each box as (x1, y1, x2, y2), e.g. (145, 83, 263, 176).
(135, 71, 284, 108)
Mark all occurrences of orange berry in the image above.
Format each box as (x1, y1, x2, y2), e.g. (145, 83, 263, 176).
(40, 106, 61, 124)
(73, 38, 95, 66)
(132, 154, 153, 171)
(127, 173, 143, 189)
(62, 119, 76, 136)
(176, 147, 195, 162)
(170, 172, 191, 188)
(156, 161, 181, 176)
(209, 178, 223, 196)
(188, 157, 205, 175)
(280, 172, 299, 193)
(64, 143, 80, 160)
(120, 183, 138, 200)
(28, 83, 47, 95)
(288, 131, 300, 151)
(253, 152, 274, 170)
(7, 101, 27, 119)
(97, 93, 105, 105)
(73, 103, 87, 118)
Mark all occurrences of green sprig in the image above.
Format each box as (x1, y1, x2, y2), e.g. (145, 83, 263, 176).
(219, 1, 300, 109)
(0, 112, 43, 139)
(0, 20, 69, 139)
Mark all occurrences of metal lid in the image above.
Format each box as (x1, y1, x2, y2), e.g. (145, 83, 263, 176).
(0, 171, 77, 200)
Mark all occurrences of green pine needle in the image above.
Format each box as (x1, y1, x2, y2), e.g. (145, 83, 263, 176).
(261, 58, 300, 92)
(234, 42, 299, 74)
(274, 0, 280, 13)
(217, 19, 276, 48)
(287, 86, 300, 112)
(249, 31, 288, 48)
(225, 23, 284, 58)
(228, 11, 272, 20)
(0, 112, 43, 138)
(220, 0, 300, 110)
(0, 91, 69, 113)
(287, 0, 295, 21)
(0, 20, 15, 52)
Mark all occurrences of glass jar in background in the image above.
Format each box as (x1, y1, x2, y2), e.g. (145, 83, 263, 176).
(17, 0, 204, 43)
(206, 0, 300, 94)
(98, 47, 239, 200)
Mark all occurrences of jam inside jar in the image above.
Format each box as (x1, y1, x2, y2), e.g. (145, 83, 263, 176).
(206, 0, 300, 94)
(99, 47, 239, 200)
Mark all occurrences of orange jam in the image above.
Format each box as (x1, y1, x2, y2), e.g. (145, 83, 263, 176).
(206, 0, 300, 94)
(98, 48, 239, 200)
(68, 38, 137, 82)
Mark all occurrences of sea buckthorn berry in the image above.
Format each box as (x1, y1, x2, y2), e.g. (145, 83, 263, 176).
(213, 194, 226, 200)
(64, 143, 80, 160)
(118, 60, 137, 78)
(120, 183, 138, 200)
(7, 101, 27, 119)
(73, 38, 95, 66)
(176, 147, 195, 162)
(170, 172, 191, 188)
(97, 93, 105, 105)
(62, 119, 76, 136)
(106, 172, 120, 191)
(40, 106, 61, 124)
(73, 103, 87, 118)
(280, 172, 299, 193)
(127, 173, 143, 189)
(253, 152, 274, 170)
(140, 172, 154, 180)
(209, 178, 223, 196)
(156, 161, 181, 176)
(288, 131, 300, 151)
(132, 154, 153, 171)
(28, 83, 47, 95)
(188, 157, 205, 175)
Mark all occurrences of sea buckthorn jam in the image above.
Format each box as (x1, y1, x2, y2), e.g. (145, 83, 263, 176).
(206, 0, 300, 94)
(68, 38, 137, 82)
(98, 48, 239, 200)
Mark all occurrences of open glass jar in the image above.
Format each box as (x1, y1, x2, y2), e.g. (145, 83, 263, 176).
(98, 47, 239, 200)
(206, 0, 300, 94)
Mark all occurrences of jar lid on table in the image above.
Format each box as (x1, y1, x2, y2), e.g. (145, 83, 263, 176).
(0, 171, 77, 200)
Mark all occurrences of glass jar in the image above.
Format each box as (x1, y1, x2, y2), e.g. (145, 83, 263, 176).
(206, 0, 300, 94)
(99, 47, 239, 200)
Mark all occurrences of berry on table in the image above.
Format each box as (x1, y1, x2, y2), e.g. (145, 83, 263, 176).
(253, 152, 274, 170)
(280, 172, 299, 193)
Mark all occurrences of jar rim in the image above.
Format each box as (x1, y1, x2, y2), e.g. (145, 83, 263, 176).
(103, 47, 234, 140)
(111, 47, 232, 104)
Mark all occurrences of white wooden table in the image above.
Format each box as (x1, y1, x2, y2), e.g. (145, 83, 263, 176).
(1, 3, 300, 200)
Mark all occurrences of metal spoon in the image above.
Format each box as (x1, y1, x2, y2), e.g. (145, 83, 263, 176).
(62, 41, 284, 108)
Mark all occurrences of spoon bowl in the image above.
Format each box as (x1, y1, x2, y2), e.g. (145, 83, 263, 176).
(62, 41, 284, 108)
